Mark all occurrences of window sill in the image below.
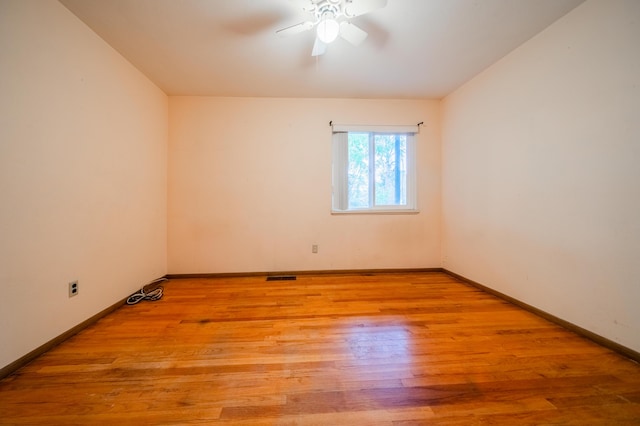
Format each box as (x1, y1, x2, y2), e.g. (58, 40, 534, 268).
(331, 209, 420, 215)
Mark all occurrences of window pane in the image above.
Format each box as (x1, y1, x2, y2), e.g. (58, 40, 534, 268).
(374, 134, 406, 206)
(347, 133, 369, 209)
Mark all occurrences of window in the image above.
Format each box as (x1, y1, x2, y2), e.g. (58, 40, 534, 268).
(332, 125, 418, 213)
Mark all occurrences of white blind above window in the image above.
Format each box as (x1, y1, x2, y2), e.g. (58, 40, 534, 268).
(331, 123, 420, 134)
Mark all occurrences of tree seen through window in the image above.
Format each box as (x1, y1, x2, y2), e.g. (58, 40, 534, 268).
(347, 132, 407, 209)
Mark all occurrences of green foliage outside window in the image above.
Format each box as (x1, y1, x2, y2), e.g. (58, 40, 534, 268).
(347, 132, 407, 209)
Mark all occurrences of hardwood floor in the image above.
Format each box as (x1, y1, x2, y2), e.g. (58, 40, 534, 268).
(1, 272, 639, 425)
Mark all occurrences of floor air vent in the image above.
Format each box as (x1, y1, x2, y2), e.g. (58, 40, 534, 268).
(266, 275, 297, 281)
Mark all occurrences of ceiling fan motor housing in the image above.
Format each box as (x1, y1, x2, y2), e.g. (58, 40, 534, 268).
(315, 1, 341, 21)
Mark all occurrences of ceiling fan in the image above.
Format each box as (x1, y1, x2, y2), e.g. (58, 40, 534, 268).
(276, 0, 388, 56)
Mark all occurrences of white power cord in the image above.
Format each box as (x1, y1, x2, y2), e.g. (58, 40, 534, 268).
(126, 277, 167, 305)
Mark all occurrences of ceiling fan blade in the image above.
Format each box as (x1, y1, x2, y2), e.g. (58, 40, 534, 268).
(339, 21, 368, 46)
(312, 37, 327, 56)
(344, 0, 388, 18)
(276, 21, 315, 37)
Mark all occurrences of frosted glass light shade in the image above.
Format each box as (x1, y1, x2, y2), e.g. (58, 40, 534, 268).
(317, 19, 340, 43)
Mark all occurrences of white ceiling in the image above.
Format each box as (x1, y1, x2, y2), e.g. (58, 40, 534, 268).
(59, 0, 584, 99)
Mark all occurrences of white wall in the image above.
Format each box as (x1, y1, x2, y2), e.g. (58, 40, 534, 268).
(442, 0, 640, 352)
(168, 97, 441, 273)
(0, 0, 168, 369)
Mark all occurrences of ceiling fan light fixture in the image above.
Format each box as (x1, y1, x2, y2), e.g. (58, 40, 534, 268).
(277, 0, 388, 56)
(316, 17, 340, 44)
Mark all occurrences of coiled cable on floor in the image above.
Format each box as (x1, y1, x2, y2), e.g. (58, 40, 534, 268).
(126, 277, 168, 305)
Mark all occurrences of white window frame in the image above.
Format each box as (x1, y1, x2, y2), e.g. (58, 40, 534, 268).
(331, 124, 419, 214)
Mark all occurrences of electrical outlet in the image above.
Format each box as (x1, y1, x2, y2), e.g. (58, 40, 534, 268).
(312, 244, 318, 254)
(69, 280, 79, 298)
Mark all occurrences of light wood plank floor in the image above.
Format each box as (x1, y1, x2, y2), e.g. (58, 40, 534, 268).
(1, 272, 639, 425)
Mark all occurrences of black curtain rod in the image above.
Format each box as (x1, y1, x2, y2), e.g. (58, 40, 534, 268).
(330, 121, 424, 127)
